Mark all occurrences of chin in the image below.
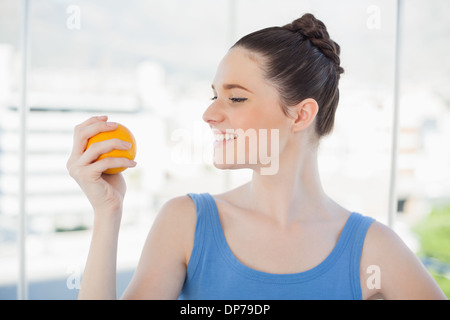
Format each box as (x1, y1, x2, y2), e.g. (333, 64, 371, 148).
(213, 162, 239, 170)
(212, 160, 258, 173)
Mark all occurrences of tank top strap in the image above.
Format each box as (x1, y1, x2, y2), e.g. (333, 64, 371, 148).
(345, 212, 376, 298)
(185, 193, 217, 282)
(186, 193, 215, 218)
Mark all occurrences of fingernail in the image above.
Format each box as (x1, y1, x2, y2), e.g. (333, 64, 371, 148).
(107, 122, 117, 127)
(130, 160, 137, 167)
(122, 141, 132, 148)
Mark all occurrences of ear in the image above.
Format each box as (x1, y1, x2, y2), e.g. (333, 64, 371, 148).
(290, 98, 319, 133)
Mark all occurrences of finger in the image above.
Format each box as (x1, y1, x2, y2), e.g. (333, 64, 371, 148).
(76, 115, 108, 129)
(90, 156, 137, 175)
(80, 138, 132, 165)
(72, 120, 119, 156)
(71, 116, 108, 156)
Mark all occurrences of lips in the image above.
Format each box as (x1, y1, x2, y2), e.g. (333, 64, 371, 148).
(212, 129, 238, 146)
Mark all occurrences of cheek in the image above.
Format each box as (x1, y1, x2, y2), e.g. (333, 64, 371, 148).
(228, 99, 291, 153)
(230, 102, 287, 131)
(234, 112, 290, 159)
(228, 109, 259, 131)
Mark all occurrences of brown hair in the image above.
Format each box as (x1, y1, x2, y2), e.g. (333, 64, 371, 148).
(232, 13, 344, 137)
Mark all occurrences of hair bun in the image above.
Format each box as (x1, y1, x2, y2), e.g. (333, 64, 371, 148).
(284, 13, 344, 74)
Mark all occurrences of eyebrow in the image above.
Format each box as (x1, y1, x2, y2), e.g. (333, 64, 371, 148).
(211, 83, 253, 94)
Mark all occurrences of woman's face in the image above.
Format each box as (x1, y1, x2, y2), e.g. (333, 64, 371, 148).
(203, 47, 291, 174)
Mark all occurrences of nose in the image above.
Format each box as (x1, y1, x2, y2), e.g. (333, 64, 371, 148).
(202, 100, 225, 125)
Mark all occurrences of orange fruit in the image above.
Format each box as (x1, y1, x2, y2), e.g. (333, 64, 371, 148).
(86, 123, 137, 174)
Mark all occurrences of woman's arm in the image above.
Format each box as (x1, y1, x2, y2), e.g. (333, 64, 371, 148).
(78, 211, 121, 299)
(67, 116, 194, 299)
(361, 221, 447, 300)
(67, 116, 136, 299)
(121, 195, 196, 299)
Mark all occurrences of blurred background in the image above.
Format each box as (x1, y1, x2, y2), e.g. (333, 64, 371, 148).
(0, 0, 449, 299)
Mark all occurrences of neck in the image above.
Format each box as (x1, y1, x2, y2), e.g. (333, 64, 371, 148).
(246, 143, 330, 225)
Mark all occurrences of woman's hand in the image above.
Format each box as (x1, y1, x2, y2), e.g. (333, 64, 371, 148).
(66, 115, 137, 216)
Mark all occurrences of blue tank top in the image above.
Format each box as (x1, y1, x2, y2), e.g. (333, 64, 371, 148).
(178, 193, 375, 300)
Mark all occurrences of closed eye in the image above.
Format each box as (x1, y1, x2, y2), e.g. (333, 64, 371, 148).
(229, 97, 248, 103)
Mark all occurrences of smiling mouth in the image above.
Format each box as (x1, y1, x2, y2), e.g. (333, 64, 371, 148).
(214, 132, 239, 142)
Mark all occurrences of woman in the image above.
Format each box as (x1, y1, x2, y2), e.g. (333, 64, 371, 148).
(66, 13, 446, 299)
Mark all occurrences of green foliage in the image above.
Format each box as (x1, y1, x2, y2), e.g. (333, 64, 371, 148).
(414, 204, 450, 298)
(430, 273, 450, 299)
(415, 204, 450, 263)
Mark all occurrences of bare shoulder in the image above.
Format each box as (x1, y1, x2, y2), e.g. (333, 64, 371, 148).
(121, 195, 197, 299)
(362, 220, 423, 268)
(360, 220, 446, 300)
(363, 220, 404, 254)
(157, 195, 197, 223)
(153, 195, 197, 250)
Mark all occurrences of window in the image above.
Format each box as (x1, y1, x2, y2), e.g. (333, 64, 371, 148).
(1, 0, 449, 299)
